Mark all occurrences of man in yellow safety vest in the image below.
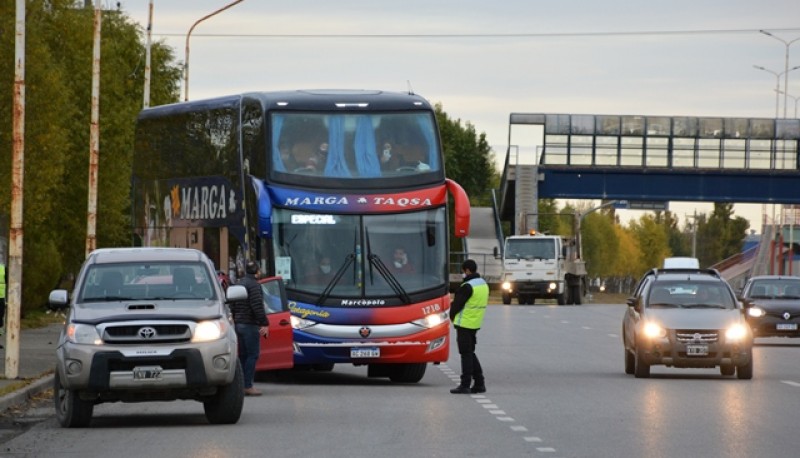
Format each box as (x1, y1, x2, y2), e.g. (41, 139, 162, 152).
(449, 259, 489, 394)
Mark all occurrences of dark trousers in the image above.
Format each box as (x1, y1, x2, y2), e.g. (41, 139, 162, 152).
(455, 326, 484, 387)
(235, 323, 261, 389)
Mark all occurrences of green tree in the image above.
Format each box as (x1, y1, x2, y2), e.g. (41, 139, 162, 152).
(0, 1, 181, 313)
(696, 203, 749, 267)
(435, 103, 498, 205)
(629, 214, 671, 271)
(581, 211, 618, 277)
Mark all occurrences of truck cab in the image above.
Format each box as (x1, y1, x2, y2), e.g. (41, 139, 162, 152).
(499, 230, 586, 305)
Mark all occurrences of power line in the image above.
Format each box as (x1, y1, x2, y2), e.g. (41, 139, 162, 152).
(153, 27, 800, 39)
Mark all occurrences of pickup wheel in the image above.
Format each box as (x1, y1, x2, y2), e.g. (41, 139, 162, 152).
(204, 361, 245, 424)
(501, 292, 511, 305)
(54, 369, 94, 428)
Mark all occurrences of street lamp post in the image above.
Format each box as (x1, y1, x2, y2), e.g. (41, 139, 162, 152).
(753, 64, 800, 118)
(759, 30, 800, 119)
(184, 0, 245, 101)
(777, 90, 800, 118)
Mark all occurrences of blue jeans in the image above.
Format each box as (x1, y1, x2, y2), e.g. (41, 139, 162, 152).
(235, 323, 261, 389)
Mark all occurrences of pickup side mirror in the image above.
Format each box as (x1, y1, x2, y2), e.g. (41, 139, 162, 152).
(48, 289, 69, 311)
(226, 285, 248, 303)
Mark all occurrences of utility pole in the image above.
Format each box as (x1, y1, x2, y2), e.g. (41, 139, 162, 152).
(143, 0, 153, 108)
(86, 0, 102, 257)
(7, 0, 26, 379)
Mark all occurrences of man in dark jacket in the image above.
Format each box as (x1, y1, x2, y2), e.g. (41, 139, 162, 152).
(449, 259, 489, 394)
(231, 260, 269, 396)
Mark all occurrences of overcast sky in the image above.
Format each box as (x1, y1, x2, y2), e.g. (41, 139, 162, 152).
(119, 0, 800, 233)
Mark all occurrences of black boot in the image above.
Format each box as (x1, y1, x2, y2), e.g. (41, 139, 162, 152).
(450, 385, 471, 394)
(470, 384, 486, 393)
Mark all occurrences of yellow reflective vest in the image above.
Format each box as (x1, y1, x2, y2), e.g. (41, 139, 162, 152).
(452, 277, 489, 329)
(0, 264, 5, 299)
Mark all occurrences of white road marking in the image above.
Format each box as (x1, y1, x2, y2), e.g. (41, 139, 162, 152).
(608, 333, 618, 338)
(524, 437, 543, 442)
(781, 380, 800, 387)
(497, 416, 515, 422)
(536, 447, 557, 453)
(511, 425, 528, 432)
(582, 326, 591, 330)
(482, 404, 499, 409)
(489, 410, 506, 415)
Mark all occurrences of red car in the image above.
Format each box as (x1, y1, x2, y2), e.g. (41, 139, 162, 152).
(255, 276, 295, 371)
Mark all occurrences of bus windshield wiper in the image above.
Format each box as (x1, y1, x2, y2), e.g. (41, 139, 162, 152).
(368, 254, 411, 304)
(317, 254, 355, 305)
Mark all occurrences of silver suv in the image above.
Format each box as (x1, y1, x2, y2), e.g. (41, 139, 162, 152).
(622, 267, 753, 379)
(49, 247, 248, 427)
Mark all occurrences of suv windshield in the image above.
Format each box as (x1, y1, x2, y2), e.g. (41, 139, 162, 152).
(648, 281, 735, 309)
(78, 262, 216, 302)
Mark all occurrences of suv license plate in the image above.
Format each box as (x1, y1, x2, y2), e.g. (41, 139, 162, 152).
(777, 323, 798, 331)
(133, 366, 163, 380)
(686, 345, 708, 356)
(351, 347, 380, 358)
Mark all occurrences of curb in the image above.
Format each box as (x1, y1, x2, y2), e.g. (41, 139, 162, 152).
(0, 375, 54, 414)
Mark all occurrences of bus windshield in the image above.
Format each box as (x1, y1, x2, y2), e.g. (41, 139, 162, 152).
(270, 112, 441, 181)
(272, 208, 447, 302)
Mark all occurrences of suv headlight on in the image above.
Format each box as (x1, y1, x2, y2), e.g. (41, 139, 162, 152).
(67, 323, 102, 345)
(192, 319, 227, 342)
(747, 307, 765, 318)
(643, 321, 667, 339)
(725, 323, 749, 342)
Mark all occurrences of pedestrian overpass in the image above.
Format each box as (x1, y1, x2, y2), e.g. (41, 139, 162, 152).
(461, 112, 800, 288)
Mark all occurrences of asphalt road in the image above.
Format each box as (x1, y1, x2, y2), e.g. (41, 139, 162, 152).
(2, 303, 799, 458)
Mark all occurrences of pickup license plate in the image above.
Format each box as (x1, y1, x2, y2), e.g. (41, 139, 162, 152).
(351, 347, 380, 358)
(776, 323, 798, 331)
(133, 366, 163, 380)
(686, 344, 708, 356)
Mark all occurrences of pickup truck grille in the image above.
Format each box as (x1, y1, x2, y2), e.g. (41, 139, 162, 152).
(676, 330, 719, 343)
(103, 324, 192, 344)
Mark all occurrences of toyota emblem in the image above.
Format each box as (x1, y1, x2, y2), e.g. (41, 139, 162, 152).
(359, 326, 372, 338)
(138, 327, 157, 339)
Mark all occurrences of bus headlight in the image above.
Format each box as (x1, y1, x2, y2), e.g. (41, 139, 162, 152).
(725, 323, 749, 342)
(291, 315, 317, 330)
(747, 307, 765, 318)
(412, 312, 449, 329)
(642, 322, 667, 339)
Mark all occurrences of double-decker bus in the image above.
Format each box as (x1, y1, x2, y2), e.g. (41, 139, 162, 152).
(132, 90, 470, 383)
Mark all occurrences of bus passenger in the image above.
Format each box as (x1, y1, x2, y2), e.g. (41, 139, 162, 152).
(307, 256, 335, 284)
(389, 247, 415, 274)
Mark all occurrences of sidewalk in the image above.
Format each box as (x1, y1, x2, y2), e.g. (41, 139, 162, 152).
(0, 323, 63, 414)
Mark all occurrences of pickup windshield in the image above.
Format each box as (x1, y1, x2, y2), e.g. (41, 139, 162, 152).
(79, 262, 216, 302)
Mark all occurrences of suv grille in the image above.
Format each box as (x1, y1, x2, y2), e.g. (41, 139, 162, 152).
(103, 324, 192, 344)
(676, 330, 719, 343)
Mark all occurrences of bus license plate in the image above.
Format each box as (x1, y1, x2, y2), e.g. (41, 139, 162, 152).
(351, 347, 380, 358)
(133, 366, 163, 380)
(776, 323, 798, 331)
(686, 345, 708, 356)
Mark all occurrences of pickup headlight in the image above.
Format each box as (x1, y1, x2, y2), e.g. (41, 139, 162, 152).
(67, 323, 102, 345)
(747, 307, 765, 318)
(192, 320, 226, 342)
(412, 312, 449, 329)
(642, 322, 667, 339)
(725, 323, 749, 342)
